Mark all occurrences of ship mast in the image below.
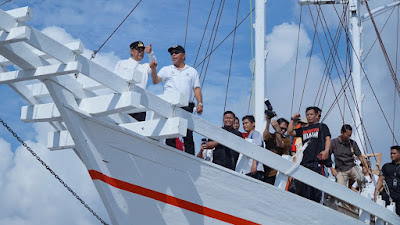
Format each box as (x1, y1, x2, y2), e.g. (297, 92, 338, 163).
(254, 0, 267, 133)
(298, 0, 400, 155)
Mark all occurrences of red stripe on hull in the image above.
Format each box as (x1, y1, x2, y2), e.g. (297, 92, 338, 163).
(89, 170, 260, 225)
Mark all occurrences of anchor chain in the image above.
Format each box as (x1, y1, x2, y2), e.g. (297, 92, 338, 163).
(0, 118, 109, 225)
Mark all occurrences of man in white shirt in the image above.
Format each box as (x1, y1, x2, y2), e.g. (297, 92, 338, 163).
(114, 41, 156, 121)
(235, 115, 264, 180)
(150, 44, 203, 155)
(352, 167, 378, 201)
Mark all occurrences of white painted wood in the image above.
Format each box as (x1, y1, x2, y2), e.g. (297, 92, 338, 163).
(21, 25, 128, 92)
(174, 108, 400, 224)
(21, 103, 61, 122)
(9, 82, 40, 104)
(119, 117, 188, 139)
(0, 43, 49, 69)
(359, 191, 371, 223)
(0, 62, 81, 84)
(130, 85, 175, 118)
(48, 130, 74, 150)
(254, 0, 267, 134)
(79, 91, 141, 117)
(51, 75, 93, 99)
(5, 6, 32, 22)
(74, 114, 366, 225)
(0, 26, 30, 45)
(0, 9, 19, 32)
(65, 41, 84, 54)
(274, 155, 291, 189)
(0, 65, 40, 105)
(157, 91, 189, 107)
(0, 41, 84, 66)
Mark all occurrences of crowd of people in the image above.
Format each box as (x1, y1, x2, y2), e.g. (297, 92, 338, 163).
(114, 41, 400, 216)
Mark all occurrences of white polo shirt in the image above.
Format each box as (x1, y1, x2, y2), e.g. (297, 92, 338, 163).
(235, 131, 264, 174)
(158, 64, 200, 101)
(114, 52, 156, 90)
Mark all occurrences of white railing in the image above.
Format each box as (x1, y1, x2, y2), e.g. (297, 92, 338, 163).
(0, 6, 399, 225)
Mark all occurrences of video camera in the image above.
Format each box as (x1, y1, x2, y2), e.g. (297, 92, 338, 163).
(264, 99, 277, 119)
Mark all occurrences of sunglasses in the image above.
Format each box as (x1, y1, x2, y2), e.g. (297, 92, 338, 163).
(170, 51, 183, 55)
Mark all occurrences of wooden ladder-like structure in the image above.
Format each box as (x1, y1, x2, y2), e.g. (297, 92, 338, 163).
(1, 6, 399, 225)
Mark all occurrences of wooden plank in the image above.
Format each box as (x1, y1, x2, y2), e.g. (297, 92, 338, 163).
(0, 42, 48, 69)
(174, 108, 400, 224)
(20, 26, 128, 92)
(1, 41, 85, 65)
(157, 91, 189, 107)
(79, 91, 141, 117)
(21, 103, 61, 122)
(77, 115, 365, 225)
(0, 9, 18, 32)
(0, 61, 82, 84)
(5, 7, 32, 22)
(119, 117, 188, 139)
(0, 26, 30, 45)
(130, 85, 175, 118)
(48, 130, 74, 151)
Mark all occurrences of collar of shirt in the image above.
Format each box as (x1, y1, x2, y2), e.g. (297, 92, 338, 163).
(172, 64, 188, 71)
(129, 57, 141, 64)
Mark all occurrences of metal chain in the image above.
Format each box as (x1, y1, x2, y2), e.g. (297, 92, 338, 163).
(0, 118, 109, 225)
(0, 0, 13, 6)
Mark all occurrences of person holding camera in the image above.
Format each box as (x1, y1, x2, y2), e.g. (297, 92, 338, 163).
(262, 116, 291, 185)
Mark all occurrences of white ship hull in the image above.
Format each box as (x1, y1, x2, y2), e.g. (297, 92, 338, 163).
(70, 110, 363, 225)
(0, 5, 399, 225)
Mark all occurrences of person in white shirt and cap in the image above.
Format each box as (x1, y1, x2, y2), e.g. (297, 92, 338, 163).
(150, 44, 203, 155)
(114, 41, 157, 121)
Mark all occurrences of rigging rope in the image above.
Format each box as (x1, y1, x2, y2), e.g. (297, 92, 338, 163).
(363, 6, 397, 62)
(193, 0, 217, 66)
(290, 6, 303, 116)
(0, 0, 13, 6)
(200, 0, 226, 89)
(317, 3, 399, 176)
(223, 0, 240, 113)
(309, 4, 347, 125)
(313, 5, 347, 107)
(194, 8, 255, 70)
(90, 0, 144, 60)
(394, 5, 399, 145)
(297, 27, 316, 113)
(0, 118, 109, 225)
(365, 1, 400, 99)
(184, 0, 191, 49)
(198, 0, 225, 86)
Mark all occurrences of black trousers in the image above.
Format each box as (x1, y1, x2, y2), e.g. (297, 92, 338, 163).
(294, 165, 323, 203)
(166, 103, 195, 155)
(129, 112, 146, 122)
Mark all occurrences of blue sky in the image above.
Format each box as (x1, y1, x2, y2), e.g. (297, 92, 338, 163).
(0, 0, 400, 224)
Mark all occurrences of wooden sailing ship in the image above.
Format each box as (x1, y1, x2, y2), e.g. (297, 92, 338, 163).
(0, 1, 400, 224)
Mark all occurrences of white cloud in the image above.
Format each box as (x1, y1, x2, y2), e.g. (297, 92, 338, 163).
(0, 124, 109, 225)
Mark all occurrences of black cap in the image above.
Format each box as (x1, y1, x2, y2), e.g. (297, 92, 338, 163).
(130, 41, 145, 49)
(168, 44, 185, 53)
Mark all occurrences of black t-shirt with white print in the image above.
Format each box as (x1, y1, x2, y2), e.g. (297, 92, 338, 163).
(295, 123, 331, 167)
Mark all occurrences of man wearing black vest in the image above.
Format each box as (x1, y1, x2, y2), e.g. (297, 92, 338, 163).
(375, 145, 400, 216)
(201, 111, 242, 170)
